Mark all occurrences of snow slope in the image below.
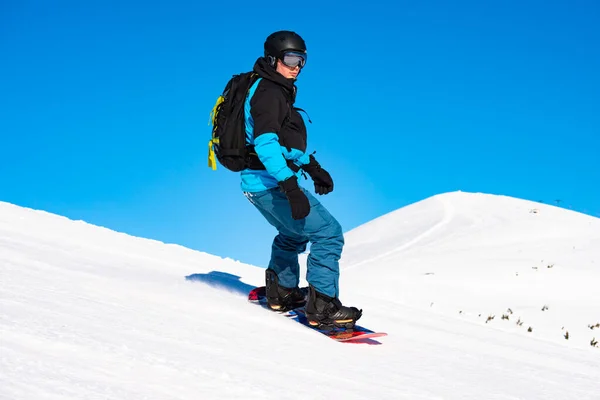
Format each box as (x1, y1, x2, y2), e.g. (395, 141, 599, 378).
(1, 191, 599, 400)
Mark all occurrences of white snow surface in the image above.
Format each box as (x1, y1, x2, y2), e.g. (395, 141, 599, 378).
(1, 191, 599, 400)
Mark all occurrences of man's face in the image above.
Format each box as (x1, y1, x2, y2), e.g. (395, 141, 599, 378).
(275, 51, 306, 80)
(276, 59, 300, 80)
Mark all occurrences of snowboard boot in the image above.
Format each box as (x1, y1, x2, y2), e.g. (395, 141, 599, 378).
(265, 269, 307, 312)
(304, 285, 362, 331)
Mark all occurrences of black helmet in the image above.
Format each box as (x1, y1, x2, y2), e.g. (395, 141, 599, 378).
(264, 30, 306, 66)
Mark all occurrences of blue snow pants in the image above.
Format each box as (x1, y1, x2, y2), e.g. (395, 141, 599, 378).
(244, 186, 344, 298)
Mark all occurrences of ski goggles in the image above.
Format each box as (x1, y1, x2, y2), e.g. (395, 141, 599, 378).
(281, 51, 307, 68)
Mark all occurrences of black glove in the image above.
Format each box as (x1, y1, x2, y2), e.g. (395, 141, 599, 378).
(278, 175, 310, 220)
(301, 155, 334, 195)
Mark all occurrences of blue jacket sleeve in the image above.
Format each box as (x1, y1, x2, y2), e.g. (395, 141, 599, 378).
(290, 151, 311, 167)
(254, 133, 294, 182)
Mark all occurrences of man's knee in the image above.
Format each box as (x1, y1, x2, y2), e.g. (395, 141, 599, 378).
(331, 219, 344, 243)
(323, 215, 344, 247)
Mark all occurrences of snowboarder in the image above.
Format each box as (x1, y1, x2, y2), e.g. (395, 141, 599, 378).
(241, 30, 362, 330)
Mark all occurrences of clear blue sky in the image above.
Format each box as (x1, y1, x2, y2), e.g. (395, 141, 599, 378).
(1, 0, 598, 267)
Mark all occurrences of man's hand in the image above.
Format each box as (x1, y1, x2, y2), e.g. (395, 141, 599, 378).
(278, 175, 311, 219)
(301, 155, 334, 195)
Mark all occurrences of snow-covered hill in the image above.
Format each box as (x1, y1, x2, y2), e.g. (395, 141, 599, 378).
(339, 191, 600, 349)
(1, 191, 599, 400)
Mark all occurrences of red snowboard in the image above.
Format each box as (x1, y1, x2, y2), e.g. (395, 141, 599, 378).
(248, 286, 387, 344)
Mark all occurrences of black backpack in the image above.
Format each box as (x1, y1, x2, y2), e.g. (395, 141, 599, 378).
(208, 71, 260, 172)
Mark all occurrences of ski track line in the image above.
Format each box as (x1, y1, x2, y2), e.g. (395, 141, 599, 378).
(343, 196, 455, 271)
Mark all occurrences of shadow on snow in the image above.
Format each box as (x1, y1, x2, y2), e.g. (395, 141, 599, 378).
(185, 270, 256, 296)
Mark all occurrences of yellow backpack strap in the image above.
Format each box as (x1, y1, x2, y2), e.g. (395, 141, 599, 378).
(208, 138, 218, 170)
(209, 95, 224, 126)
(207, 95, 225, 170)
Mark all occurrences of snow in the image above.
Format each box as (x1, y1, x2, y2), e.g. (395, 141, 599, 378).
(1, 191, 599, 399)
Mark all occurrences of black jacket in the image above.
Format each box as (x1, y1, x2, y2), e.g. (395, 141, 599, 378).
(250, 57, 308, 155)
